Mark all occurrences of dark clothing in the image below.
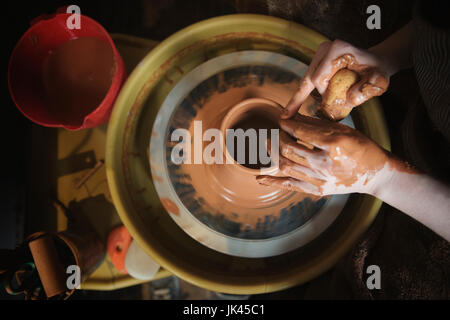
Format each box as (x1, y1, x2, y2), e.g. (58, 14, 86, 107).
(236, 0, 450, 299)
(407, 2, 450, 182)
(414, 5, 450, 142)
(324, 1, 450, 300)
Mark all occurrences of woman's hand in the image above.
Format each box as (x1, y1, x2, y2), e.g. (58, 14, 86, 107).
(257, 115, 450, 241)
(282, 39, 392, 119)
(257, 115, 394, 196)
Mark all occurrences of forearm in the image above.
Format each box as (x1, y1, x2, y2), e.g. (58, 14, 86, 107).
(369, 21, 414, 76)
(371, 166, 450, 241)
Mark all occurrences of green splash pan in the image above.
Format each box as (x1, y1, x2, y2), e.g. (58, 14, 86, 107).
(106, 14, 390, 294)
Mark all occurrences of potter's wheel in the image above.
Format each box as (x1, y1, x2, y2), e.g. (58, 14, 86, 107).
(150, 50, 354, 258)
(107, 14, 389, 294)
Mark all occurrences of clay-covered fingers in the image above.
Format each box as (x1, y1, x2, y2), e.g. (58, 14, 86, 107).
(278, 131, 325, 167)
(279, 117, 335, 150)
(310, 40, 359, 94)
(256, 176, 321, 196)
(282, 41, 332, 119)
(347, 68, 389, 107)
(282, 39, 391, 119)
(278, 155, 325, 185)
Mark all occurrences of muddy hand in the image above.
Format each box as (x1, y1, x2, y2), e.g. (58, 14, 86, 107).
(257, 115, 393, 196)
(282, 39, 391, 120)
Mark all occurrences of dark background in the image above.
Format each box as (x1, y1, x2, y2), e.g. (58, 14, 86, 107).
(1, 0, 420, 299)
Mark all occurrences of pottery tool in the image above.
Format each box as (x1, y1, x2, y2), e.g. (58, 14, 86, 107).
(317, 69, 359, 121)
(2, 262, 41, 299)
(75, 159, 104, 189)
(28, 235, 67, 298)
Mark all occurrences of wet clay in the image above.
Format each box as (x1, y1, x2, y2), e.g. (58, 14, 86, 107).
(324, 54, 389, 109)
(385, 154, 418, 174)
(42, 37, 115, 125)
(177, 79, 315, 226)
(325, 141, 417, 190)
(281, 117, 417, 193)
(330, 54, 371, 74)
(307, 118, 386, 187)
(325, 131, 389, 187)
(229, 110, 278, 169)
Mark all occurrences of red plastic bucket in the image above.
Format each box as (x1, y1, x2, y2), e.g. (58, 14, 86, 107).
(8, 12, 126, 130)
